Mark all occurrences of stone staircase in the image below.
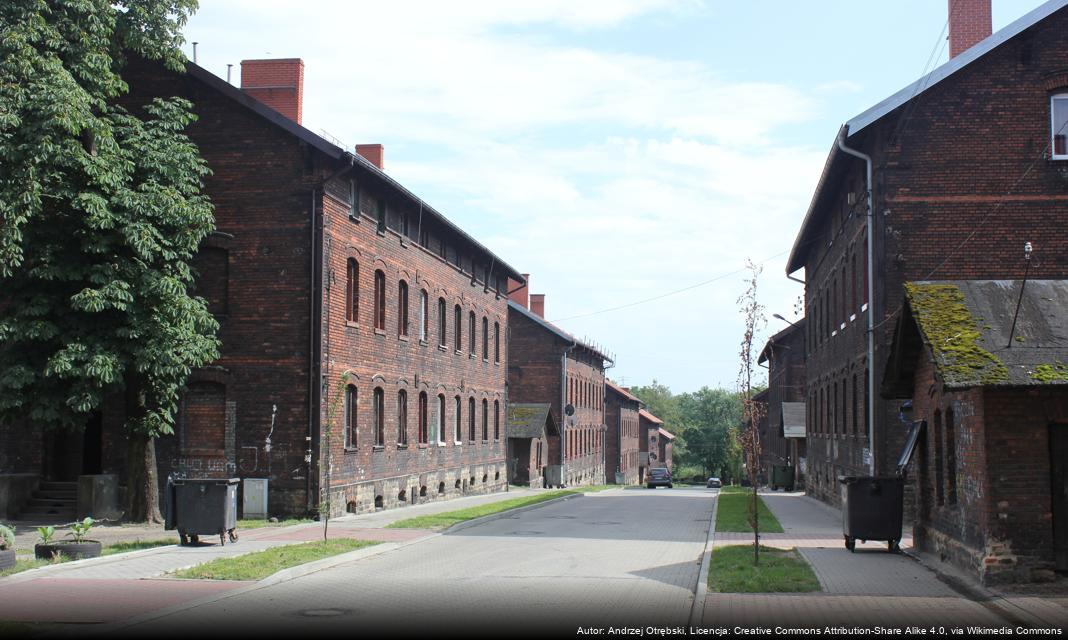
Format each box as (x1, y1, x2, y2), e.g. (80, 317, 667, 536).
(18, 481, 77, 523)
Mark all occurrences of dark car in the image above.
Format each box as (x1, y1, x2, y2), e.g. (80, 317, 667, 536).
(706, 477, 722, 488)
(646, 467, 673, 489)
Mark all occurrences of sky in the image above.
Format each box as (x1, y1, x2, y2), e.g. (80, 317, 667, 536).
(182, 0, 1048, 393)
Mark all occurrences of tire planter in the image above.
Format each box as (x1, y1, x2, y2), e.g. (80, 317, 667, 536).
(0, 549, 15, 571)
(34, 540, 102, 561)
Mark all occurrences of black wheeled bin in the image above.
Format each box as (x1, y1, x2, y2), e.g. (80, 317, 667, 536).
(770, 464, 795, 491)
(170, 478, 240, 546)
(838, 475, 903, 553)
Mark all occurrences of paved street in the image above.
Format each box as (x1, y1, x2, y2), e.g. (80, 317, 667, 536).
(111, 488, 715, 636)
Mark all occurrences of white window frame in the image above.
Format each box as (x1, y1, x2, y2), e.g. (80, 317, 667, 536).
(1053, 93, 1068, 160)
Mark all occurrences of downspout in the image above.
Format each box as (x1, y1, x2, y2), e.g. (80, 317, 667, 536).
(603, 359, 615, 484)
(560, 341, 576, 486)
(836, 127, 876, 476)
(307, 187, 318, 513)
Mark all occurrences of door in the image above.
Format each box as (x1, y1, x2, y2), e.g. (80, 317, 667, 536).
(82, 412, 103, 475)
(1050, 424, 1068, 571)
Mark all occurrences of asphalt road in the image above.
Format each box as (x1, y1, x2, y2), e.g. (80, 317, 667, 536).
(117, 487, 716, 637)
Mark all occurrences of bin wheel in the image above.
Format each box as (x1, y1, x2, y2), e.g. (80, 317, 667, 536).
(228, 529, 239, 543)
(179, 531, 189, 546)
(845, 536, 855, 552)
(888, 539, 900, 554)
(219, 533, 226, 546)
(189, 534, 199, 545)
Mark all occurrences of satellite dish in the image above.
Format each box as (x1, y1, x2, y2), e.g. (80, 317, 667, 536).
(564, 404, 575, 416)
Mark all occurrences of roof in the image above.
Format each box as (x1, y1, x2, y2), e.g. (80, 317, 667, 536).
(753, 388, 770, 402)
(781, 402, 806, 438)
(657, 427, 675, 441)
(786, 0, 1068, 274)
(758, 318, 806, 365)
(507, 300, 614, 364)
(883, 280, 1068, 392)
(639, 409, 663, 425)
(605, 380, 641, 404)
(506, 403, 558, 438)
(183, 62, 524, 282)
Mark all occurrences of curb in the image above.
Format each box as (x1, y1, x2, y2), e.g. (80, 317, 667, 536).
(442, 492, 585, 534)
(688, 489, 719, 627)
(0, 542, 182, 585)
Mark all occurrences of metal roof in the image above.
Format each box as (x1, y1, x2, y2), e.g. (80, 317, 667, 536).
(183, 62, 524, 281)
(657, 427, 675, 441)
(507, 300, 614, 364)
(506, 403, 557, 439)
(605, 380, 641, 404)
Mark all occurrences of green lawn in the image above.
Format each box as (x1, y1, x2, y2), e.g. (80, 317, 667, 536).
(715, 488, 783, 533)
(102, 539, 176, 555)
(172, 539, 380, 581)
(708, 545, 820, 593)
(237, 518, 314, 529)
(386, 490, 580, 529)
(0, 558, 54, 578)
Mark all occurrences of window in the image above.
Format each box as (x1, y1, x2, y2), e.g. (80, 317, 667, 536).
(373, 387, 384, 447)
(376, 198, 387, 233)
(1053, 94, 1068, 158)
(454, 305, 462, 351)
(438, 298, 447, 347)
(348, 180, 358, 219)
(482, 317, 488, 360)
(933, 409, 945, 506)
(946, 407, 957, 505)
(494, 400, 500, 440)
(468, 397, 476, 441)
(420, 290, 428, 341)
(494, 322, 500, 363)
(345, 385, 358, 449)
(481, 399, 488, 441)
(468, 311, 476, 355)
(454, 396, 463, 443)
(346, 259, 359, 323)
(851, 374, 858, 435)
(436, 394, 446, 445)
(418, 392, 428, 444)
(398, 281, 409, 337)
(397, 390, 408, 446)
(374, 270, 386, 330)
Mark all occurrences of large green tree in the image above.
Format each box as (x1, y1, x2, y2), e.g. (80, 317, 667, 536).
(0, 0, 216, 522)
(677, 387, 742, 478)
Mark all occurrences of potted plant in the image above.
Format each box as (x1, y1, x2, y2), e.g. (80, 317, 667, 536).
(34, 518, 102, 561)
(0, 524, 15, 570)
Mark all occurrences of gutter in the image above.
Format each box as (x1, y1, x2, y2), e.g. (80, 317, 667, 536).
(836, 127, 876, 476)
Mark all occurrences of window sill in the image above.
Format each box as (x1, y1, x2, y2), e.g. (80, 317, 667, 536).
(376, 229, 387, 237)
(397, 444, 408, 450)
(374, 328, 386, 336)
(482, 358, 489, 363)
(469, 353, 476, 359)
(344, 447, 359, 454)
(455, 349, 464, 356)
(418, 443, 428, 449)
(345, 321, 359, 329)
(372, 445, 385, 452)
(348, 214, 360, 224)
(437, 442, 447, 447)
(861, 303, 868, 312)
(454, 441, 463, 446)
(399, 334, 409, 342)
(849, 314, 857, 322)
(438, 345, 448, 352)
(419, 339, 428, 346)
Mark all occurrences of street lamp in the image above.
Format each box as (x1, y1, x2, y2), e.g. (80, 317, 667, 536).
(772, 313, 796, 326)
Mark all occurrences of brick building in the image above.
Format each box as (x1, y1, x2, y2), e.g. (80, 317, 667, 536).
(637, 409, 671, 484)
(786, 0, 1068, 506)
(0, 57, 525, 518)
(757, 319, 807, 489)
(883, 280, 1068, 584)
(604, 380, 641, 485)
(506, 281, 612, 488)
(505, 403, 556, 489)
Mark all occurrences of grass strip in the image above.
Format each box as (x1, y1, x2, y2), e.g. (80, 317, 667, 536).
(0, 559, 55, 578)
(715, 489, 784, 533)
(708, 545, 820, 593)
(237, 518, 314, 529)
(172, 539, 380, 581)
(386, 490, 580, 529)
(102, 539, 176, 555)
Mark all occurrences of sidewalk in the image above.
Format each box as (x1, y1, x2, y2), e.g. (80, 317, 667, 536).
(0, 487, 540, 624)
(702, 490, 1067, 629)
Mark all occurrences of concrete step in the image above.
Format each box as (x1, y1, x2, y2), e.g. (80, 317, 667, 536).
(26, 498, 76, 508)
(38, 482, 77, 492)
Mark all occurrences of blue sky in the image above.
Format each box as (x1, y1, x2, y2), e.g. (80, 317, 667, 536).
(183, 0, 1047, 393)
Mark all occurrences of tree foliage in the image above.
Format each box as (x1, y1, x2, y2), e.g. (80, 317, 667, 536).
(0, 0, 214, 520)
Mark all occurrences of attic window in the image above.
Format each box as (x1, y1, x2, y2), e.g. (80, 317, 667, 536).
(1054, 94, 1068, 159)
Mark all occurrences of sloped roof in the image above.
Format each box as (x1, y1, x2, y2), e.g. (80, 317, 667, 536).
(639, 409, 663, 424)
(787, 0, 1068, 274)
(884, 280, 1068, 392)
(507, 300, 613, 364)
(657, 428, 675, 441)
(606, 380, 641, 404)
(182, 62, 524, 282)
(506, 403, 557, 438)
(758, 318, 806, 365)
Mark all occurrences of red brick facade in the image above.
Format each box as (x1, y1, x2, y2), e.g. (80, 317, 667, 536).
(758, 320, 807, 488)
(604, 381, 640, 485)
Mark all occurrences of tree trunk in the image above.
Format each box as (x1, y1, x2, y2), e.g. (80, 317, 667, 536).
(126, 432, 163, 524)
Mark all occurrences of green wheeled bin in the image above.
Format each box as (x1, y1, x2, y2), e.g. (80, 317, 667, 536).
(838, 475, 904, 553)
(171, 477, 240, 546)
(769, 464, 795, 491)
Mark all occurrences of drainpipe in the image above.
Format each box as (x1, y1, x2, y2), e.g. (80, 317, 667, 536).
(836, 127, 876, 476)
(560, 342, 576, 486)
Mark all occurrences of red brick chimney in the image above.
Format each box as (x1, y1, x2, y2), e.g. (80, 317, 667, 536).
(241, 58, 304, 124)
(355, 144, 385, 170)
(530, 294, 545, 318)
(508, 274, 530, 309)
(948, 0, 992, 59)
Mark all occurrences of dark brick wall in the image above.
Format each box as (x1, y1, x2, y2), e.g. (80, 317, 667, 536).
(761, 324, 807, 487)
(799, 7, 1068, 508)
(604, 387, 640, 485)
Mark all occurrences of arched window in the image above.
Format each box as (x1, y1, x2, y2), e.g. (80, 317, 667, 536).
(482, 399, 488, 441)
(346, 259, 359, 323)
(398, 280, 409, 337)
(468, 397, 476, 442)
(494, 322, 500, 363)
(397, 390, 408, 446)
(493, 400, 500, 441)
(468, 311, 476, 355)
(454, 395, 463, 443)
(436, 394, 446, 445)
(420, 290, 428, 342)
(481, 317, 488, 360)
(418, 392, 428, 444)
(437, 298, 447, 347)
(373, 270, 386, 330)
(345, 385, 358, 449)
(373, 387, 384, 447)
(454, 305, 462, 351)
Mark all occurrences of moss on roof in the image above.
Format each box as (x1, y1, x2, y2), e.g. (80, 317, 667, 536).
(1031, 362, 1068, 383)
(905, 282, 1008, 386)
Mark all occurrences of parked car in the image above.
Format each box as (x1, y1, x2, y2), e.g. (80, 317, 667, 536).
(706, 477, 722, 488)
(646, 467, 673, 489)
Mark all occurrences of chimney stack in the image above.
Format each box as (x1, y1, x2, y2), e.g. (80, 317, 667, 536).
(948, 0, 992, 59)
(355, 144, 385, 170)
(530, 294, 545, 318)
(508, 274, 530, 309)
(241, 58, 304, 124)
